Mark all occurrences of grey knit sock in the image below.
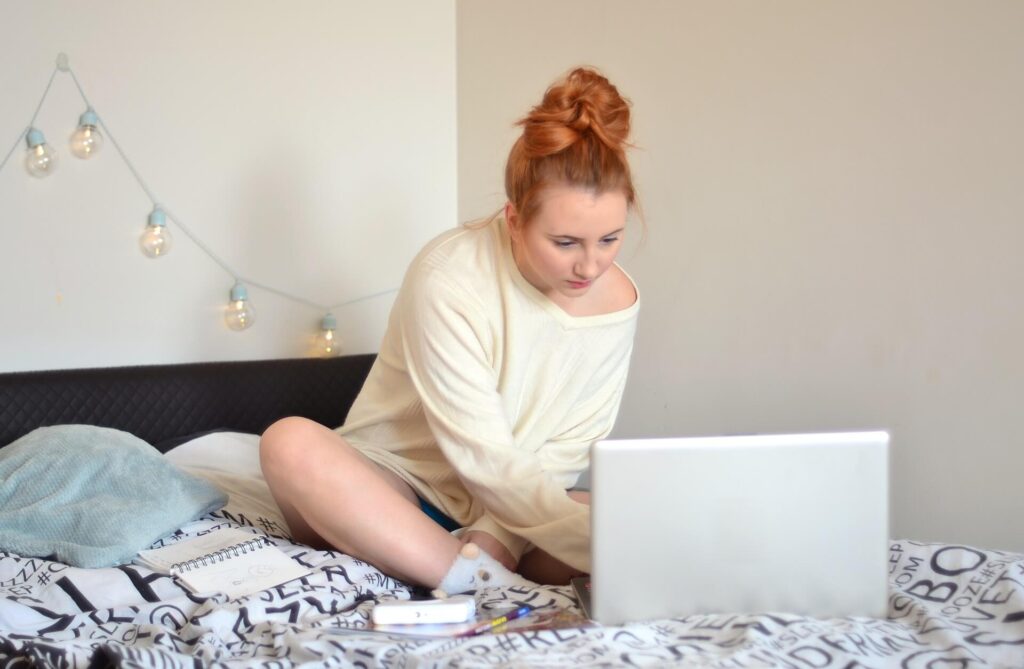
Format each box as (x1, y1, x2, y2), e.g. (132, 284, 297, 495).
(432, 543, 536, 598)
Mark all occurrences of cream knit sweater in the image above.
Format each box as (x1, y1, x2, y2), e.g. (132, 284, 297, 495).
(337, 216, 639, 572)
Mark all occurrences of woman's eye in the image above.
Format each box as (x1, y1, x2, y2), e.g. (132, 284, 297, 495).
(555, 240, 575, 248)
(601, 237, 619, 245)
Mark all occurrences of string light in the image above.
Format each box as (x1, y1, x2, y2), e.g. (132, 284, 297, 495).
(316, 313, 342, 357)
(224, 281, 255, 331)
(1, 53, 396, 353)
(139, 207, 172, 258)
(69, 108, 102, 158)
(24, 128, 57, 177)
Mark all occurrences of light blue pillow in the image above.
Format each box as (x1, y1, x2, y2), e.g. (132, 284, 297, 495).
(0, 425, 227, 568)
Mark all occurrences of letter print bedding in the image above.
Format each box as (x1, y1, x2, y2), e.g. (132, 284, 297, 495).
(1, 507, 1022, 668)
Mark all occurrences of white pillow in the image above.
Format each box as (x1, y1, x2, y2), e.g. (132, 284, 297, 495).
(164, 432, 291, 538)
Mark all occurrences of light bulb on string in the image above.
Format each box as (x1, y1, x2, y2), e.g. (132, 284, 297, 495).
(225, 281, 255, 331)
(316, 313, 342, 357)
(24, 128, 57, 177)
(69, 108, 103, 159)
(139, 207, 173, 258)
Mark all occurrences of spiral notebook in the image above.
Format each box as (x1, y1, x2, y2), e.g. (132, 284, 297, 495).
(136, 528, 310, 597)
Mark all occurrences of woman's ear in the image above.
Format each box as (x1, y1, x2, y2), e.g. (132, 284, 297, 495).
(504, 202, 521, 240)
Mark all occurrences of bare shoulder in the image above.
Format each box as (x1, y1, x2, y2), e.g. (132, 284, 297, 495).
(598, 264, 637, 313)
(566, 264, 637, 317)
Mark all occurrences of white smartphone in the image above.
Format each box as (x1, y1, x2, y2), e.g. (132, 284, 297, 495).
(371, 595, 476, 625)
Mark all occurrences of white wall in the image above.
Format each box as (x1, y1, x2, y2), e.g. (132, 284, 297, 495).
(0, 0, 456, 372)
(458, 1, 1024, 553)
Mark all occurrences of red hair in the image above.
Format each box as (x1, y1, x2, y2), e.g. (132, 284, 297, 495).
(505, 67, 636, 226)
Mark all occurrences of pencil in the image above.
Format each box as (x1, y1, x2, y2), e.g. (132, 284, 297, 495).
(460, 605, 533, 637)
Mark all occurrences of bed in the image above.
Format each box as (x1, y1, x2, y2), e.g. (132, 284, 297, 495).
(1, 355, 1022, 668)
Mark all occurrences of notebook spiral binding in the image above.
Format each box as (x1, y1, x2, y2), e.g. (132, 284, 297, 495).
(168, 536, 270, 576)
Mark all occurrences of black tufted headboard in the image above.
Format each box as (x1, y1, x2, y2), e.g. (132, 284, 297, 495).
(0, 355, 376, 451)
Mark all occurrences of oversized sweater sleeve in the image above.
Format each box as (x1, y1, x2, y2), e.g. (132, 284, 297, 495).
(398, 264, 596, 572)
(461, 366, 630, 562)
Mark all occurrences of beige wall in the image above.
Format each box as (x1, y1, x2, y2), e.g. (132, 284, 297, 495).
(0, 0, 456, 371)
(458, 1, 1024, 552)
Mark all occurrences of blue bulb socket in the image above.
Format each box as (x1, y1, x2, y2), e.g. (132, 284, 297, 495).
(230, 282, 249, 302)
(148, 208, 167, 227)
(322, 313, 337, 331)
(78, 109, 99, 128)
(26, 128, 46, 148)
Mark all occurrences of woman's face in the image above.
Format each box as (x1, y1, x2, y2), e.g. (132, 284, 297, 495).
(507, 185, 628, 307)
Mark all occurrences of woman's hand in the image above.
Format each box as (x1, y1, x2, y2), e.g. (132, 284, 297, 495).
(461, 530, 518, 572)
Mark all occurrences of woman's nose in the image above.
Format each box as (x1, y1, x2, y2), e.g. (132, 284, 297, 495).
(575, 252, 598, 279)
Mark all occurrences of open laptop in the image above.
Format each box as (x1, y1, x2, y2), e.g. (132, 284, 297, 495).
(586, 431, 889, 625)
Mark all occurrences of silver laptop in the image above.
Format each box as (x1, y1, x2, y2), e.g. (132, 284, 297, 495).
(589, 431, 889, 625)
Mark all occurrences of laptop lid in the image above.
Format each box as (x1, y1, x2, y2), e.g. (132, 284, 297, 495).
(590, 431, 889, 625)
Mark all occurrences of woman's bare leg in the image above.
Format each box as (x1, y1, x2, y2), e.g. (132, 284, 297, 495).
(259, 416, 462, 587)
(516, 490, 590, 585)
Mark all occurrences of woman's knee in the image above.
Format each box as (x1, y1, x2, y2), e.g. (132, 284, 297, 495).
(260, 416, 326, 477)
(260, 417, 367, 487)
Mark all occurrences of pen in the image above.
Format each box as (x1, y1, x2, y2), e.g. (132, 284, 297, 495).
(460, 605, 533, 637)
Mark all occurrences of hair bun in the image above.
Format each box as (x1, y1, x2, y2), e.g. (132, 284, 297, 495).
(504, 67, 637, 226)
(519, 67, 632, 158)
(561, 68, 631, 144)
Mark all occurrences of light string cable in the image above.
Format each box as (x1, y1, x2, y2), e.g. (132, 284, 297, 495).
(0, 65, 60, 175)
(60, 58, 397, 316)
(65, 64, 239, 279)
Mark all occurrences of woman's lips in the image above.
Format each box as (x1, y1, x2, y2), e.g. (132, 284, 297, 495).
(568, 280, 591, 289)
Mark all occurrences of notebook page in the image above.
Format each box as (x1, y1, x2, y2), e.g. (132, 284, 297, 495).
(177, 544, 310, 598)
(136, 528, 259, 574)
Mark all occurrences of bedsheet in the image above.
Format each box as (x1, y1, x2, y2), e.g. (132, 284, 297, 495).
(2, 511, 1022, 668)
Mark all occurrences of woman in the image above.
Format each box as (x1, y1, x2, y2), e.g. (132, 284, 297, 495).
(260, 66, 640, 596)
